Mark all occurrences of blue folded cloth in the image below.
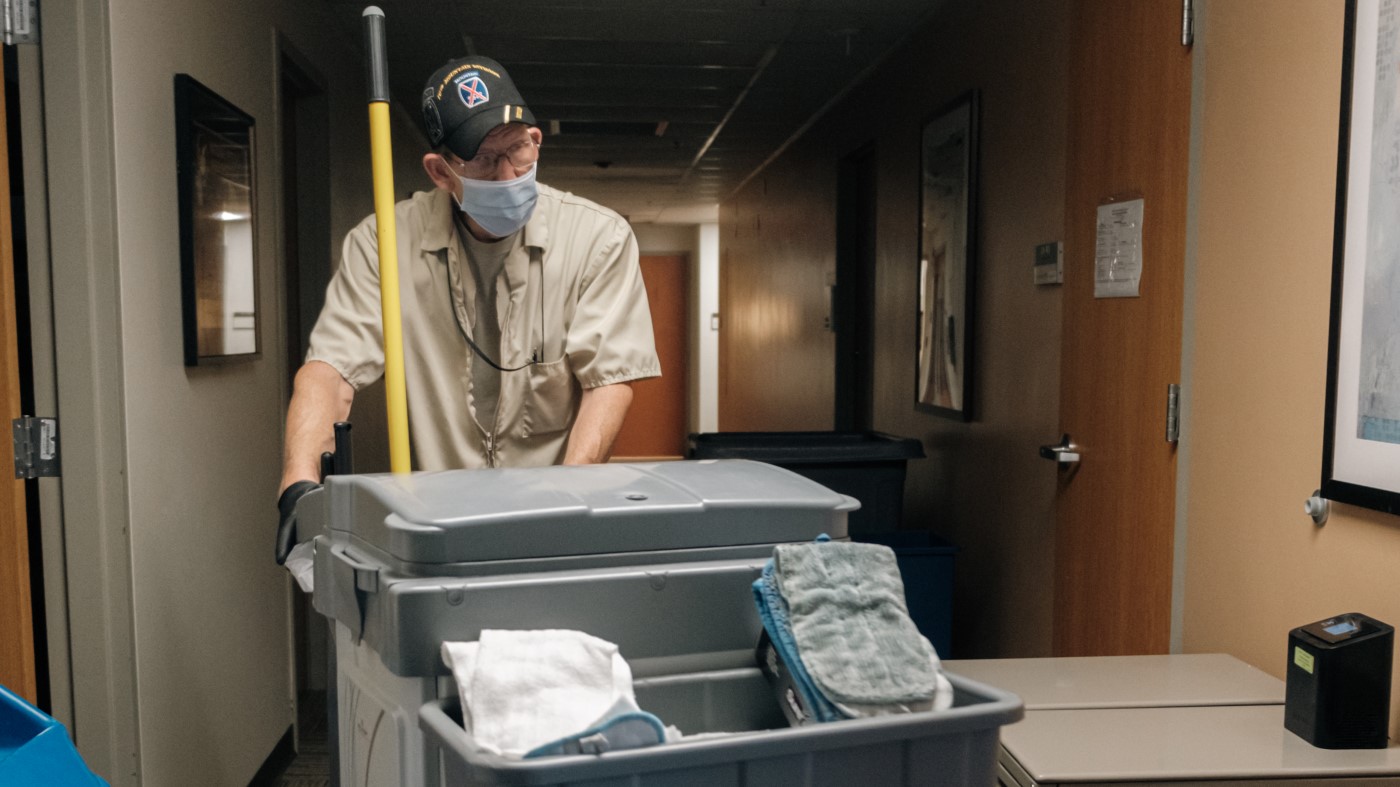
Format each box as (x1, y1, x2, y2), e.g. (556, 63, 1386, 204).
(752, 557, 849, 724)
(774, 540, 949, 710)
(523, 699, 667, 758)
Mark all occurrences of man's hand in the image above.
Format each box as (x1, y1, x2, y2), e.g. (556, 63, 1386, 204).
(563, 383, 634, 464)
(275, 480, 322, 565)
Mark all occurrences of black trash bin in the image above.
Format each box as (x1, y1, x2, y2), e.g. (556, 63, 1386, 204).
(686, 431, 925, 536)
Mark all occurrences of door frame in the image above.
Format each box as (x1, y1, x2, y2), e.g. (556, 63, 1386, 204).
(38, 0, 143, 781)
(834, 142, 877, 432)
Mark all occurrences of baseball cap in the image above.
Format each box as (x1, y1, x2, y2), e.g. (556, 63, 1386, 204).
(421, 57, 537, 161)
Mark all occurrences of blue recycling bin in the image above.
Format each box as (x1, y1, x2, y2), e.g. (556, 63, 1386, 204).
(0, 684, 106, 786)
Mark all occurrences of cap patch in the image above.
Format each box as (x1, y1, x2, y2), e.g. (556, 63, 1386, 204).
(457, 73, 490, 109)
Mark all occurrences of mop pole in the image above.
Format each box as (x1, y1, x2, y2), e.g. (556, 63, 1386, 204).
(362, 6, 411, 474)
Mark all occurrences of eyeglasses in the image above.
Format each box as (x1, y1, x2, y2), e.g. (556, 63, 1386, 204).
(455, 138, 539, 180)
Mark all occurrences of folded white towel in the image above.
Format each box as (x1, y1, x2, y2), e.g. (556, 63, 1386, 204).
(442, 629, 638, 757)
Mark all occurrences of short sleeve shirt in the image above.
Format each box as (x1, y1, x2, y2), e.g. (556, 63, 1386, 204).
(306, 184, 661, 469)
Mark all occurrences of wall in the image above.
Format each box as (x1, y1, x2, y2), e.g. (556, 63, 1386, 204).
(93, 1, 428, 782)
(1181, 0, 1400, 720)
(718, 0, 1067, 657)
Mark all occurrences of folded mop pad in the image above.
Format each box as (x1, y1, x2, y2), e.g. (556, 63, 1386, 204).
(774, 540, 953, 713)
(442, 629, 666, 758)
(752, 560, 850, 724)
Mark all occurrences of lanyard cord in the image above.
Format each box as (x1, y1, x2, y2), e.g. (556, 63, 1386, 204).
(447, 247, 546, 372)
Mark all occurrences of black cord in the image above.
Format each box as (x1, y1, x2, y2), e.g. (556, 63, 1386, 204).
(448, 250, 546, 372)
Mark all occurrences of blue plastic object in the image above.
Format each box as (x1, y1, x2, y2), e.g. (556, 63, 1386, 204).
(0, 684, 106, 786)
(858, 530, 958, 659)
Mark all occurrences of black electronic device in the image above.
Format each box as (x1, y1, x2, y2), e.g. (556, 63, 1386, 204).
(1284, 612, 1393, 749)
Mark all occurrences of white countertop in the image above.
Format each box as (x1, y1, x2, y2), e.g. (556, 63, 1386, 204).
(1002, 705, 1400, 782)
(943, 653, 1284, 710)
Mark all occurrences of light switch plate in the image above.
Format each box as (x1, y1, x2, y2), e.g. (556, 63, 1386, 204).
(1034, 241, 1063, 285)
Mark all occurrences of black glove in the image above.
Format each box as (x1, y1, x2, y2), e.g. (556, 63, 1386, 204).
(275, 480, 322, 566)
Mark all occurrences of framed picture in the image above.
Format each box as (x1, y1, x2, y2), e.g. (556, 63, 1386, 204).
(1322, 0, 1400, 515)
(916, 90, 978, 419)
(175, 74, 260, 366)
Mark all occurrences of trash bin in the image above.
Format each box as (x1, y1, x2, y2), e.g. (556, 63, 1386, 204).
(419, 670, 1022, 786)
(685, 431, 925, 537)
(0, 684, 107, 786)
(304, 460, 859, 787)
(858, 531, 958, 658)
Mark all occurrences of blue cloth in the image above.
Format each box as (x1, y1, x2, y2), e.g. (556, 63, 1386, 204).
(753, 559, 848, 724)
(523, 705, 667, 759)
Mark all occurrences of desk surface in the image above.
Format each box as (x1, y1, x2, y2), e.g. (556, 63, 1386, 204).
(1002, 705, 1400, 783)
(944, 653, 1284, 709)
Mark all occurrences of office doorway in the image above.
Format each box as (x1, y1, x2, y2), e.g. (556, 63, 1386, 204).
(278, 42, 332, 700)
(612, 253, 689, 458)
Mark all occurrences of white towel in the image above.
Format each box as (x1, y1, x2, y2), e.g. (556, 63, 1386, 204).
(442, 629, 637, 756)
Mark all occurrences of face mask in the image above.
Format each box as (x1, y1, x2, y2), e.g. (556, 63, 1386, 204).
(455, 164, 538, 238)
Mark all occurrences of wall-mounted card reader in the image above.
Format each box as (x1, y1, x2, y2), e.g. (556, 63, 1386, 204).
(1285, 612, 1393, 749)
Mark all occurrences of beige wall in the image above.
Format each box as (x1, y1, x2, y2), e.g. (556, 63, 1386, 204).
(719, 0, 1067, 657)
(1181, 0, 1400, 719)
(100, 1, 427, 782)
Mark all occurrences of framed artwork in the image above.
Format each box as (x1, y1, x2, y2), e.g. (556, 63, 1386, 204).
(175, 74, 260, 366)
(1321, 0, 1400, 514)
(916, 90, 978, 419)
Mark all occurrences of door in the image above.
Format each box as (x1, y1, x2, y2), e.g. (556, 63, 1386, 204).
(0, 51, 36, 702)
(1052, 0, 1193, 656)
(611, 254, 688, 458)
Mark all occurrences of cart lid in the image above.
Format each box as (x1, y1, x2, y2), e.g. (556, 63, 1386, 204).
(323, 460, 854, 565)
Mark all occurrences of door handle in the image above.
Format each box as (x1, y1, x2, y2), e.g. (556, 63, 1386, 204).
(1039, 434, 1081, 464)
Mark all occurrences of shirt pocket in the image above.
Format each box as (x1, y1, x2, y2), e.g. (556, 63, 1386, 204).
(522, 358, 578, 437)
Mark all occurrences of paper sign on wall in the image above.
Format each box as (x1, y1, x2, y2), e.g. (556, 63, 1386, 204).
(1095, 198, 1144, 298)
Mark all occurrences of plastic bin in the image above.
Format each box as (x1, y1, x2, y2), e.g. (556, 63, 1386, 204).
(0, 684, 107, 786)
(419, 669, 1022, 786)
(686, 432, 925, 537)
(858, 531, 958, 658)
(304, 460, 858, 787)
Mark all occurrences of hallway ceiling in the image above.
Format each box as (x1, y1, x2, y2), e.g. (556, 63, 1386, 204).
(332, 0, 940, 223)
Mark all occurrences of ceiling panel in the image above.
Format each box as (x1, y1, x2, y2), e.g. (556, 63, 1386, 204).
(331, 0, 945, 222)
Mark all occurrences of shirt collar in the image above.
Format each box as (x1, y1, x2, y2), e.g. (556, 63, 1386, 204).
(422, 185, 551, 254)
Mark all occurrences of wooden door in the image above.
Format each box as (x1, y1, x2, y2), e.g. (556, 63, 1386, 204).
(1053, 0, 1192, 656)
(0, 52, 35, 701)
(612, 254, 688, 459)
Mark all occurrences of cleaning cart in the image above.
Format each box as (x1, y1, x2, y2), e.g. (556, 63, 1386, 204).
(300, 459, 1022, 786)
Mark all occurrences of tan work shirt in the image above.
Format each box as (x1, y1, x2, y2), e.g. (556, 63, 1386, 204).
(306, 184, 660, 469)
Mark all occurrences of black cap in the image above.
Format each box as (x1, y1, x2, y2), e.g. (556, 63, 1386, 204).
(421, 57, 536, 161)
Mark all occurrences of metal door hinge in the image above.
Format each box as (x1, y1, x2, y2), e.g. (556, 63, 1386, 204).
(13, 416, 59, 478)
(3, 0, 37, 44)
(1165, 384, 1181, 444)
(1181, 0, 1194, 47)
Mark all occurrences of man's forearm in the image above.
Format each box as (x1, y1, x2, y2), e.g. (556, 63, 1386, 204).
(281, 361, 356, 494)
(563, 382, 634, 465)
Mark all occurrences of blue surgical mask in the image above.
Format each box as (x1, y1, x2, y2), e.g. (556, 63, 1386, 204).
(455, 164, 538, 238)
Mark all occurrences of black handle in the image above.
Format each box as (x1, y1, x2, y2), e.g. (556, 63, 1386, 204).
(362, 7, 390, 103)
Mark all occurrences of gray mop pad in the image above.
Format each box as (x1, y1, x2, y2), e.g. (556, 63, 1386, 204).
(774, 541, 939, 706)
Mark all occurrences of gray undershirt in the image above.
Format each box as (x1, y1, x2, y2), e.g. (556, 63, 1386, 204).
(462, 230, 514, 433)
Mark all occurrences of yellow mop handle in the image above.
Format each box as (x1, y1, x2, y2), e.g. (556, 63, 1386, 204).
(363, 6, 411, 474)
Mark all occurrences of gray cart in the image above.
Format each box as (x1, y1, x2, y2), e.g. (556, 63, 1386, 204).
(304, 459, 1021, 786)
(420, 670, 1022, 786)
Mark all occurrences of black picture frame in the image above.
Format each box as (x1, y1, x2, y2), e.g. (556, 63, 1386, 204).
(1321, 0, 1400, 515)
(915, 90, 978, 420)
(175, 74, 260, 367)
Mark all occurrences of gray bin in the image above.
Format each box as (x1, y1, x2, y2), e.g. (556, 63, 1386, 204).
(419, 670, 1022, 786)
(304, 460, 859, 786)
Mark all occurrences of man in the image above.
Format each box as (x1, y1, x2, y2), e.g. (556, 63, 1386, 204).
(277, 56, 660, 534)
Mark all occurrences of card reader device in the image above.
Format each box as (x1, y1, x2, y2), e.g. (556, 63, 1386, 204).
(1285, 612, 1393, 749)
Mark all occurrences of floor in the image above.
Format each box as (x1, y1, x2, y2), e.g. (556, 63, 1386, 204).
(274, 692, 331, 787)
